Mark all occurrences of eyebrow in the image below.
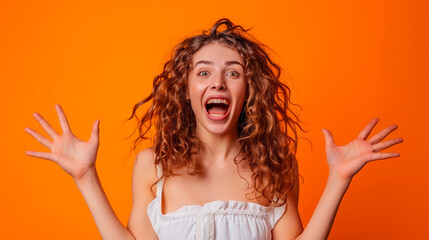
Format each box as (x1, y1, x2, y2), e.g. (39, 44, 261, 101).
(194, 60, 244, 68)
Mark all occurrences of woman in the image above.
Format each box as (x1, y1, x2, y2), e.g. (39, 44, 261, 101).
(25, 18, 403, 239)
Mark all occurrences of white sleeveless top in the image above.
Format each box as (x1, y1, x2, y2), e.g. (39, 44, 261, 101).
(147, 166, 286, 240)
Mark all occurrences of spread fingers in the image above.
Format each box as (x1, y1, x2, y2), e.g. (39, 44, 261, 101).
(368, 125, 398, 144)
(25, 127, 52, 149)
(55, 104, 72, 133)
(372, 138, 403, 152)
(33, 112, 59, 139)
(357, 118, 379, 140)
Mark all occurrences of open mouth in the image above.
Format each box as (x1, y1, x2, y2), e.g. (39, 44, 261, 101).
(205, 98, 230, 119)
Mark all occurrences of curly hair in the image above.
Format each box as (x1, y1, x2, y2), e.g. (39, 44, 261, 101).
(128, 18, 303, 206)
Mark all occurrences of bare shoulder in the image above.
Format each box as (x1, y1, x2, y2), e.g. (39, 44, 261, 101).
(127, 147, 158, 239)
(133, 147, 158, 194)
(135, 147, 156, 166)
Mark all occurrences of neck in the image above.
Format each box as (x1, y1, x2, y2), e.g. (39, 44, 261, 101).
(196, 128, 242, 167)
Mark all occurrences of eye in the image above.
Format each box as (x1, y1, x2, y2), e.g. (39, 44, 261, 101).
(198, 71, 210, 77)
(226, 71, 240, 77)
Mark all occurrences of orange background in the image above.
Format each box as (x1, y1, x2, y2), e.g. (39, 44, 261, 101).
(1, 0, 427, 239)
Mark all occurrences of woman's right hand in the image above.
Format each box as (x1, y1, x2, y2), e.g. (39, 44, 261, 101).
(25, 104, 100, 182)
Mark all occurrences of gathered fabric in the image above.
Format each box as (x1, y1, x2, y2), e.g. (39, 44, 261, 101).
(147, 166, 286, 240)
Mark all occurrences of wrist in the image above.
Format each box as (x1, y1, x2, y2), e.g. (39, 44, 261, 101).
(327, 170, 352, 191)
(73, 167, 98, 186)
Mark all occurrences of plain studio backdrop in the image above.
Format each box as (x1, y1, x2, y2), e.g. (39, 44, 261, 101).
(1, 0, 427, 239)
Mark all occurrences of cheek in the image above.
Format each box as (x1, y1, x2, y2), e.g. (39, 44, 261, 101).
(188, 81, 209, 99)
(187, 85, 199, 101)
(235, 82, 248, 101)
(187, 83, 205, 113)
(187, 80, 197, 100)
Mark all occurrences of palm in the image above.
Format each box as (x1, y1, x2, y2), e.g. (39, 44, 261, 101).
(25, 105, 100, 180)
(52, 134, 98, 176)
(322, 118, 402, 181)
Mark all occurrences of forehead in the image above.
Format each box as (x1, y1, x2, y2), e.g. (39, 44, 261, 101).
(192, 42, 243, 65)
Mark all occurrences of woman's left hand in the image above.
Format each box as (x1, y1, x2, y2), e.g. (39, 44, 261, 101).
(321, 118, 403, 183)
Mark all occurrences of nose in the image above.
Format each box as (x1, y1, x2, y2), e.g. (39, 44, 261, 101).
(210, 74, 226, 90)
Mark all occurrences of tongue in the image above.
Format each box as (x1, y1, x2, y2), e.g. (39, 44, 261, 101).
(207, 104, 228, 116)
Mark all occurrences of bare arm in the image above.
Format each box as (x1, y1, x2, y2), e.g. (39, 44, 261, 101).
(74, 169, 135, 239)
(273, 118, 403, 240)
(127, 148, 159, 239)
(75, 149, 159, 239)
(25, 105, 136, 239)
(293, 172, 349, 240)
(272, 157, 304, 239)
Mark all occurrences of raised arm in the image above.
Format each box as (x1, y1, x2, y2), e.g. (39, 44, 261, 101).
(25, 105, 135, 240)
(273, 118, 403, 240)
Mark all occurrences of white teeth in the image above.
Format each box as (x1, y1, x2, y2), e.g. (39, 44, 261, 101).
(209, 113, 224, 117)
(206, 98, 229, 105)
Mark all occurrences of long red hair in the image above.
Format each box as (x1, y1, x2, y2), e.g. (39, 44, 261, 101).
(128, 18, 304, 206)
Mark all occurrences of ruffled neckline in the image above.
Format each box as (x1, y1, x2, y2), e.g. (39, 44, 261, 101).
(160, 199, 273, 216)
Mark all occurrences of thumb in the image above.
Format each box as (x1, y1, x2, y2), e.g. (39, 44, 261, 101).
(89, 120, 100, 144)
(321, 128, 335, 148)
